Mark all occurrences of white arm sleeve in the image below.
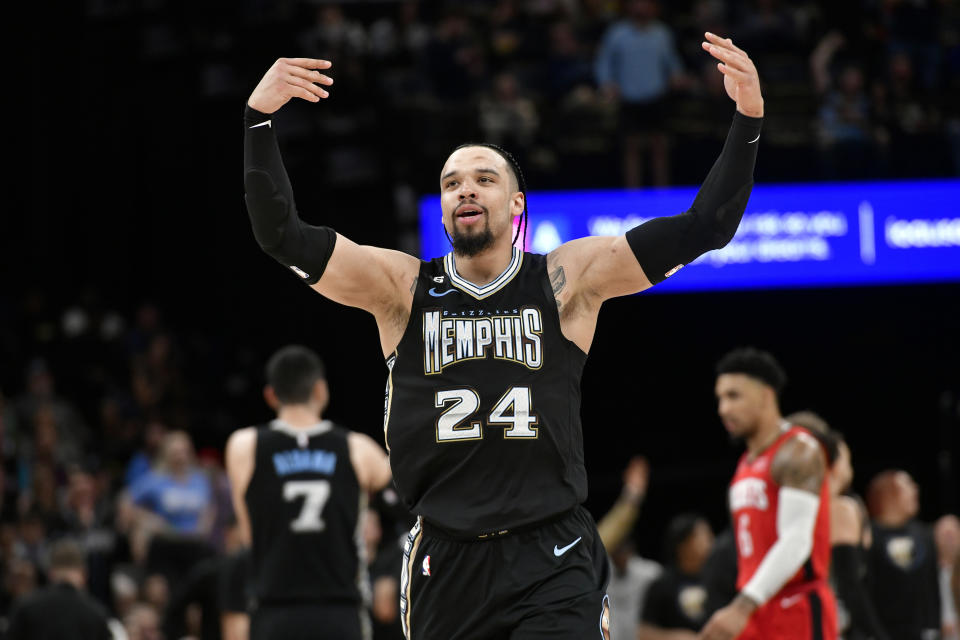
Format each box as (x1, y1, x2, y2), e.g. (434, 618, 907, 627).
(741, 486, 820, 606)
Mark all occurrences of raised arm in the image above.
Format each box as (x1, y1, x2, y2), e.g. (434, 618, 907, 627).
(244, 58, 419, 355)
(699, 433, 825, 640)
(549, 33, 762, 351)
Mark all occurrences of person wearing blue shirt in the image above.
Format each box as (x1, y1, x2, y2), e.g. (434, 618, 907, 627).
(595, 0, 684, 187)
(128, 431, 213, 535)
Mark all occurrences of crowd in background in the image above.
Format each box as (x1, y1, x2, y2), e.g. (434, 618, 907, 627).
(1, 293, 959, 639)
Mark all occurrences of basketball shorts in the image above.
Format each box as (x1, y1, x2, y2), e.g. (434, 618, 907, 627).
(738, 581, 837, 640)
(399, 506, 611, 640)
(251, 602, 369, 640)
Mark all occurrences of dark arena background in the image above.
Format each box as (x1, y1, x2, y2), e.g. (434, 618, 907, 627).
(4, 0, 960, 638)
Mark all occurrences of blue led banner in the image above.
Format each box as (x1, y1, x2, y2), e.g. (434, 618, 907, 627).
(419, 180, 960, 292)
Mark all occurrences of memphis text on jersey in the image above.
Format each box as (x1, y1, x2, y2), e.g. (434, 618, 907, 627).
(422, 307, 543, 375)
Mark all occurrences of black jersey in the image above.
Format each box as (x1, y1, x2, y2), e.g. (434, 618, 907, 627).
(384, 249, 588, 535)
(866, 520, 941, 639)
(245, 420, 365, 606)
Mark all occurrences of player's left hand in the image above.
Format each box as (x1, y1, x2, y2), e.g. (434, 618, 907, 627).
(697, 599, 752, 640)
(701, 32, 764, 118)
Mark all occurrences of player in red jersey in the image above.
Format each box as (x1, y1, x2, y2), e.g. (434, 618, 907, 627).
(699, 348, 836, 640)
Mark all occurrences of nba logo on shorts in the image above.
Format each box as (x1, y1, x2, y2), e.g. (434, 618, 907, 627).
(421, 555, 432, 576)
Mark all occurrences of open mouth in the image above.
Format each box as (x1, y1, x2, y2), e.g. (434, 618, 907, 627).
(455, 205, 484, 220)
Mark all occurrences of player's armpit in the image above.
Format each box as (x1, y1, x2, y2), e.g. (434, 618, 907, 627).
(770, 432, 826, 494)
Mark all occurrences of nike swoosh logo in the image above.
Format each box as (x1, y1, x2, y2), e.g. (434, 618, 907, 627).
(747, 133, 760, 144)
(780, 594, 805, 609)
(553, 537, 582, 557)
(428, 288, 456, 297)
(249, 120, 272, 129)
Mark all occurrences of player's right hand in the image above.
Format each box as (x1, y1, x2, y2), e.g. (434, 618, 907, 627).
(247, 58, 334, 114)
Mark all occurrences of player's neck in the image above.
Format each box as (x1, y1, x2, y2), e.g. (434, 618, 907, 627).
(277, 405, 324, 428)
(452, 243, 516, 286)
(745, 415, 784, 456)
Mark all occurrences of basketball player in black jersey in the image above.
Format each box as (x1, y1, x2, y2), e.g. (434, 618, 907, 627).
(243, 32, 764, 640)
(225, 346, 392, 640)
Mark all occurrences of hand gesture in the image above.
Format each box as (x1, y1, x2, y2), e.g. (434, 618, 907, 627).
(248, 58, 334, 115)
(701, 33, 764, 118)
(622, 456, 650, 503)
(697, 601, 751, 640)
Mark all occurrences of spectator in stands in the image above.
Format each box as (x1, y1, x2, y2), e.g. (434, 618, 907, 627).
(639, 513, 713, 638)
(598, 457, 662, 640)
(62, 466, 117, 606)
(542, 20, 595, 100)
(125, 418, 168, 488)
(866, 470, 941, 639)
(127, 430, 214, 538)
(6, 538, 113, 640)
(479, 71, 540, 155)
(124, 602, 162, 640)
(594, 0, 683, 186)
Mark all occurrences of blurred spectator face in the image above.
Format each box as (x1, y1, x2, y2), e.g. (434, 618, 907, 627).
(33, 406, 59, 458)
(20, 512, 47, 546)
(142, 574, 169, 611)
(144, 420, 168, 455)
(494, 73, 519, 101)
(679, 520, 715, 571)
(627, 0, 657, 22)
(161, 431, 194, 474)
(124, 604, 162, 640)
(889, 53, 914, 85)
(147, 334, 172, 368)
(831, 441, 853, 494)
(5, 558, 37, 598)
(549, 21, 580, 56)
(26, 360, 54, 398)
(894, 471, 919, 519)
(68, 469, 97, 511)
(715, 374, 770, 440)
(839, 66, 864, 97)
(610, 540, 635, 573)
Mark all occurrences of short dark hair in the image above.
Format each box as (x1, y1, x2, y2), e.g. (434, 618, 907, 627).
(715, 347, 787, 395)
(663, 513, 707, 565)
(49, 538, 86, 571)
(265, 345, 326, 405)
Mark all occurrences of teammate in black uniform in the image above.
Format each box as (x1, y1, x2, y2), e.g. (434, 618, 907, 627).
(225, 346, 392, 640)
(243, 32, 764, 639)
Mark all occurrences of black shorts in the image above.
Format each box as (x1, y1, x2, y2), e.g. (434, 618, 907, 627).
(251, 602, 369, 640)
(400, 506, 611, 640)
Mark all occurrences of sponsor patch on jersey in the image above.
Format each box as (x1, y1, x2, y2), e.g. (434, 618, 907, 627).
(421, 555, 431, 576)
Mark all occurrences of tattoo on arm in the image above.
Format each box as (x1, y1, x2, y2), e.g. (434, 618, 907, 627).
(550, 266, 566, 296)
(771, 434, 826, 494)
(410, 278, 417, 295)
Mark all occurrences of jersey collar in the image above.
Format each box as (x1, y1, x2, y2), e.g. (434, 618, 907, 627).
(270, 419, 332, 438)
(443, 247, 523, 300)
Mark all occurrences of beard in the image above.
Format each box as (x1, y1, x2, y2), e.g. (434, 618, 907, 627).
(450, 219, 495, 257)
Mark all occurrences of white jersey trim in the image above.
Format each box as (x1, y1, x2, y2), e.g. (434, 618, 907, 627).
(443, 248, 524, 300)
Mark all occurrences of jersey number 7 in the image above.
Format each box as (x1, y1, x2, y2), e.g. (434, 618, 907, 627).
(283, 480, 331, 532)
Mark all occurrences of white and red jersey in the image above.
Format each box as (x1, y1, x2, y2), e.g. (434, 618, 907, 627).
(729, 425, 832, 594)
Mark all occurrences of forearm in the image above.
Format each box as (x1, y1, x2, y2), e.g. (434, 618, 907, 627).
(625, 112, 761, 284)
(243, 105, 335, 283)
(596, 492, 642, 550)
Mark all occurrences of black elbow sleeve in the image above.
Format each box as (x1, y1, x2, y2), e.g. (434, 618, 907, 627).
(625, 111, 761, 284)
(243, 105, 336, 284)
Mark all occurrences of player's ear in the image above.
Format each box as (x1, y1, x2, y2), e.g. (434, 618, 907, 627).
(314, 379, 330, 414)
(264, 385, 280, 411)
